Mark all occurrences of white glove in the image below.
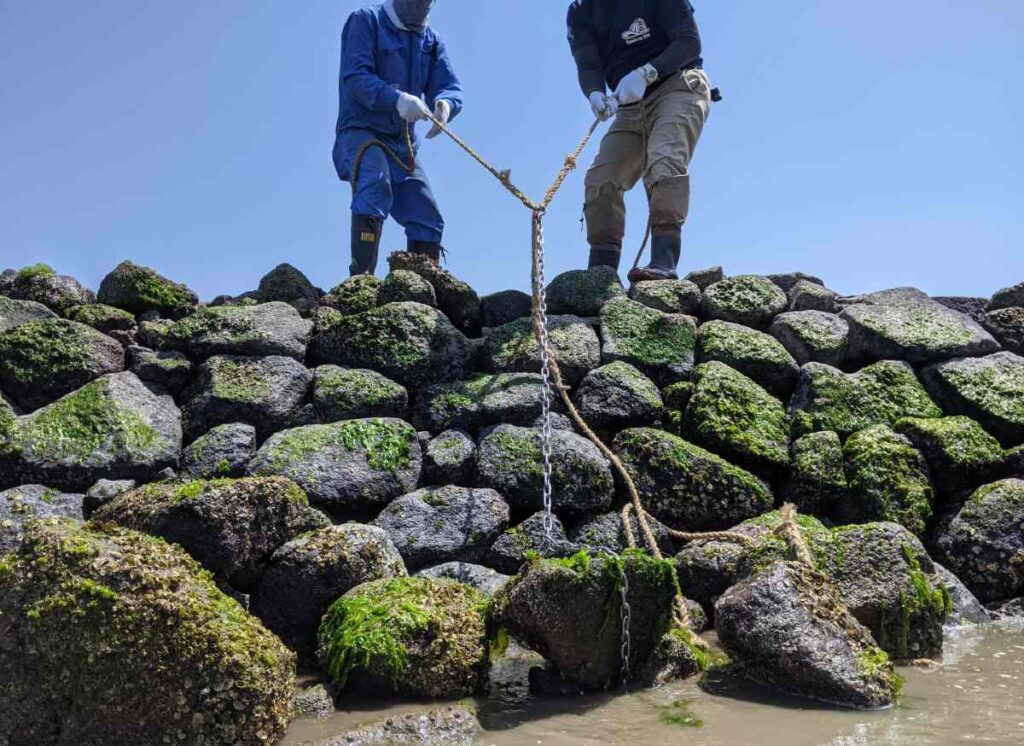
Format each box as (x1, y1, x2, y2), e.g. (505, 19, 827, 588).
(615, 64, 658, 105)
(426, 99, 451, 140)
(396, 92, 431, 124)
(588, 92, 618, 122)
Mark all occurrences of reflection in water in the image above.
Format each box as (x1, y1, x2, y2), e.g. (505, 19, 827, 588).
(284, 623, 1024, 745)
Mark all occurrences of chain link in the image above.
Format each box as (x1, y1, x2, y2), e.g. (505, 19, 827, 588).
(618, 560, 633, 687)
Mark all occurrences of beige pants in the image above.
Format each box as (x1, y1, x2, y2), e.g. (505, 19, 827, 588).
(584, 68, 712, 248)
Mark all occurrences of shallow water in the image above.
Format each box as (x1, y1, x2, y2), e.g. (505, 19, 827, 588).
(284, 621, 1024, 745)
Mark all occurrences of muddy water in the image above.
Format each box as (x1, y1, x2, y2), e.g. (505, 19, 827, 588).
(284, 621, 1024, 745)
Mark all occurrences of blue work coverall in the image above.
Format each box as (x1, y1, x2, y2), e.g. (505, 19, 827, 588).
(334, 5, 463, 243)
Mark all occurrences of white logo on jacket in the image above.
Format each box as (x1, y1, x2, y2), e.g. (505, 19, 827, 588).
(622, 18, 652, 45)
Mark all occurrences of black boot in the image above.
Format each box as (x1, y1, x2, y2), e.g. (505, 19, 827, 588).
(628, 232, 681, 283)
(408, 239, 444, 265)
(350, 214, 383, 276)
(588, 244, 622, 271)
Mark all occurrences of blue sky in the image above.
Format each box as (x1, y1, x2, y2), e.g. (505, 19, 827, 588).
(1, 1, 1021, 301)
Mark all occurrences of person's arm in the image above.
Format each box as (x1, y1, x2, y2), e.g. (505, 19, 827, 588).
(425, 37, 464, 122)
(567, 4, 606, 97)
(340, 10, 401, 113)
(649, 0, 702, 81)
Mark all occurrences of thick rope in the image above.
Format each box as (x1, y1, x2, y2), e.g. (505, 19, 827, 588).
(776, 503, 814, 567)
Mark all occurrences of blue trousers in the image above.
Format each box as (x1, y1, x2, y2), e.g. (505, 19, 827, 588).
(334, 128, 444, 244)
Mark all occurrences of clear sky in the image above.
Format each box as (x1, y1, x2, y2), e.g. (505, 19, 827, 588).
(1, 1, 1021, 301)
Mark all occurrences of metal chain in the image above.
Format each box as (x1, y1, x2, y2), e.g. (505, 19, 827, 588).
(618, 562, 633, 686)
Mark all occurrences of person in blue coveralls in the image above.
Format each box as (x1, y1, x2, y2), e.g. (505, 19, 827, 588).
(334, 0, 463, 276)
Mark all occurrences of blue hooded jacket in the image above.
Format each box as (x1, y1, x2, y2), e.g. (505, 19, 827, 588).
(336, 5, 463, 147)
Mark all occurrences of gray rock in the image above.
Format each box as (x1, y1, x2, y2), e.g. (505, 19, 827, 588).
(424, 429, 476, 485)
(481, 289, 532, 328)
(293, 684, 334, 720)
(83, 478, 136, 516)
(631, 279, 703, 316)
(485, 315, 600, 386)
(313, 707, 480, 746)
(250, 523, 406, 661)
(0, 485, 84, 552)
(388, 252, 483, 334)
(768, 272, 825, 293)
(182, 355, 312, 441)
(321, 275, 381, 316)
(256, 263, 320, 314)
(702, 275, 789, 330)
(0, 265, 96, 315)
(546, 266, 626, 317)
(486, 512, 578, 574)
(0, 295, 56, 332)
(769, 311, 850, 367)
(379, 269, 437, 307)
(136, 318, 175, 349)
(894, 416, 1005, 494)
(696, 320, 800, 398)
(934, 296, 989, 325)
(416, 562, 510, 596)
(477, 424, 614, 515)
(0, 319, 124, 410)
(247, 418, 422, 513)
(97, 260, 198, 319)
(788, 280, 838, 313)
(126, 345, 192, 395)
(312, 365, 408, 422)
(181, 422, 257, 479)
(164, 302, 312, 362)
(991, 597, 1024, 620)
(933, 562, 991, 626)
(683, 265, 724, 290)
(374, 486, 510, 571)
(66, 303, 136, 335)
(988, 282, 1024, 311)
(414, 373, 548, 433)
(715, 560, 901, 710)
(838, 287, 933, 307)
(675, 538, 749, 612)
(573, 361, 663, 435)
(568, 510, 676, 556)
(600, 297, 697, 386)
(983, 307, 1024, 355)
(780, 431, 848, 516)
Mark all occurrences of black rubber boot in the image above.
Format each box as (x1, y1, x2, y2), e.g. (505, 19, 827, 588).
(350, 214, 383, 276)
(588, 245, 622, 271)
(628, 232, 681, 283)
(408, 239, 444, 265)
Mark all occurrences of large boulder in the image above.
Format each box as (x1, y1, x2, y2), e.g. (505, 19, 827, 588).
(164, 302, 312, 361)
(97, 260, 198, 319)
(715, 560, 901, 710)
(613, 428, 773, 530)
(894, 416, 1006, 494)
(182, 355, 312, 441)
(373, 486, 510, 571)
(480, 289, 531, 328)
(0, 319, 124, 410)
(631, 279, 702, 315)
(781, 431, 848, 516)
(181, 422, 257, 479)
(423, 429, 476, 486)
(788, 280, 839, 313)
(599, 297, 697, 386)
(983, 307, 1024, 355)
(484, 315, 600, 386)
(0, 484, 84, 552)
(988, 282, 1024, 311)
(379, 269, 437, 307)
(311, 302, 473, 388)
(701, 275, 788, 330)
(0, 264, 96, 315)
(247, 418, 422, 513)
(573, 361, 663, 435)
(696, 320, 800, 398)
(127, 345, 193, 395)
(414, 373, 548, 433)
(312, 365, 408, 423)
(769, 310, 850, 367)
(416, 562, 510, 597)
(92, 476, 329, 591)
(476, 424, 614, 515)
(932, 478, 1024, 603)
(486, 511, 579, 574)
(321, 275, 381, 315)
(790, 360, 941, 438)
(250, 524, 406, 661)
(0, 519, 294, 745)
(921, 352, 1024, 446)
(317, 577, 488, 697)
(73, 304, 141, 339)
(568, 509, 677, 557)
(388, 252, 482, 334)
(256, 263, 320, 314)
(545, 266, 626, 317)
(0, 295, 56, 332)
(0, 372, 182, 491)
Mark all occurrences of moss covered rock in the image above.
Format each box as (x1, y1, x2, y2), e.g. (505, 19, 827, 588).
(379, 269, 437, 307)
(317, 577, 488, 697)
(894, 416, 1005, 494)
(790, 360, 941, 438)
(485, 314, 600, 386)
(987, 282, 1024, 311)
(414, 373, 547, 433)
(0, 518, 295, 745)
(423, 428, 476, 485)
(983, 306, 1024, 356)
(97, 260, 198, 319)
(921, 352, 1024, 447)
(681, 362, 790, 477)
(485, 511, 579, 574)
(0, 484, 84, 552)
(0, 318, 124, 410)
(126, 344, 193, 395)
(67, 302, 137, 335)
(311, 302, 473, 388)
(0, 264, 96, 316)
(696, 320, 800, 398)
(322, 275, 381, 316)
(573, 361, 663, 435)
(387, 253, 482, 334)
(312, 365, 408, 422)
(631, 278, 702, 315)
(545, 266, 626, 317)
(769, 310, 850, 367)
(181, 422, 257, 479)
(0, 295, 57, 332)
(613, 427, 773, 531)
(568, 509, 677, 557)
(599, 297, 696, 386)
(701, 275, 788, 330)
(247, 418, 422, 513)
(781, 431, 848, 516)
(788, 279, 839, 313)
(164, 301, 312, 362)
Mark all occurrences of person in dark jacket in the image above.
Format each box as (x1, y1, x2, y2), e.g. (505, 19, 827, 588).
(568, 0, 712, 281)
(334, 0, 463, 276)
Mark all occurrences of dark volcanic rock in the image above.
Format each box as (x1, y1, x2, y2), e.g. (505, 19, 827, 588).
(97, 260, 198, 319)
(0, 264, 96, 316)
(573, 361, 663, 435)
(933, 562, 991, 626)
(631, 279, 702, 315)
(781, 431, 848, 516)
(788, 280, 838, 313)
(768, 272, 825, 293)
(312, 365, 408, 422)
(894, 416, 1005, 494)
(983, 307, 1024, 355)
(256, 263, 320, 314)
(0, 295, 56, 332)
(67, 303, 137, 336)
(933, 296, 989, 324)
(314, 707, 480, 746)
(127, 345, 193, 395)
(83, 478, 136, 516)
(486, 511, 578, 574)
(481, 289, 532, 328)
(321, 275, 381, 315)
(389, 252, 482, 334)
(164, 302, 312, 361)
(546, 266, 626, 317)
(0, 484, 84, 552)
(181, 422, 257, 479)
(683, 265, 724, 290)
(569, 510, 676, 556)
(702, 275, 788, 330)
(769, 310, 850, 367)
(416, 562, 510, 597)
(600, 297, 697, 386)
(414, 373, 547, 433)
(696, 320, 800, 398)
(988, 282, 1024, 311)
(423, 429, 476, 485)
(485, 315, 600, 386)
(379, 269, 437, 307)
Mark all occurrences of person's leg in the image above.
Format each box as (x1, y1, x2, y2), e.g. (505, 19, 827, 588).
(583, 108, 646, 270)
(390, 160, 446, 263)
(340, 133, 395, 276)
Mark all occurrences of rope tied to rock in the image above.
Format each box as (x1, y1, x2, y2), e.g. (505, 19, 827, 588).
(776, 503, 815, 568)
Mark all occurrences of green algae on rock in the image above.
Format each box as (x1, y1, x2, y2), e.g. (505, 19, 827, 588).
(414, 372, 547, 432)
(389, 251, 483, 334)
(545, 266, 626, 317)
(600, 297, 697, 386)
(379, 269, 438, 307)
(573, 361, 664, 435)
(164, 301, 312, 361)
(696, 320, 800, 397)
(67, 302, 137, 334)
(313, 365, 409, 422)
(895, 415, 1006, 493)
(97, 260, 198, 319)
(781, 431, 848, 516)
(321, 274, 382, 316)
(485, 314, 600, 386)
(701, 275, 788, 330)
(631, 278, 702, 315)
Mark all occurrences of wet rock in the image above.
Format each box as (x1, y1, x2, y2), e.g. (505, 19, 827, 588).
(486, 511, 578, 574)
(312, 365, 408, 422)
(991, 597, 1024, 621)
(423, 429, 476, 485)
(933, 562, 991, 626)
(0, 295, 57, 332)
(921, 352, 1024, 446)
(573, 361, 663, 435)
(789, 280, 838, 313)
(379, 269, 437, 307)
(256, 263, 320, 314)
(0, 264, 96, 316)
(96, 260, 197, 319)
(675, 538, 749, 612)
(768, 272, 825, 293)
(696, 320, 800, 398)
(83, 478, 135, 516)
(322, 275, 381, 315)
(683, 265, 724, 290)
(790, 360, 941, 438)
(0, 518, 294, 745)
(311, 302, 473, 388)
(164, 302, 312, 362)
(126, 344, 192, 395)
(781, 431, 848, 516)
(681, 362, 790, 477)
(600, 297, 697, 386)
(0, 319, 124, 410)
(373, 486, 510, 571)
(67, 303, 136, 335)
(613, 427, 773, 531)
(702, 275, 788, 330)
(247, 418, 422, 513)
(894, 416, 1005, 494)
(546, 266, 626, 317)
(389, 252, 482, 334)
(481, 289, 531, 328)
(982, 307, 1024, 355)
(181, 422, 257, 479)
(250, 524, 406, 661)
(318, 577, 488, 697)
(631, 279, 702, 315)
(0, 372, 182, 491)
(414, 372, 547, 433)
(769, 310, 850, 367)
(293, 684, 334, 721)
(477, 424, 613, 515)
(988, 282, 1024, 311)
(933, 296, 989, 325)
(136, 317, 174, 349)
(485, 315, 599, 386)
(416, 562, 510, 596)
(182, 355, 311, 441)
(932, 478, 1024, 603)
(314, 707, 480, 746)
(715, 560, 901, 710)
(568, 509, 676, 556)
(0, 484, 84, 552)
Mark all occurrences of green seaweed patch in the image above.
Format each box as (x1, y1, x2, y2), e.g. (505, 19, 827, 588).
(601, 298, 696, 367)
(107, 261, 196, 314)
(17, 263, 56, 281)
(210, 358, 274, 402)
(0, 319, 95, 387)
(268, 419, 414, 474)
(658, 697, 704, 728)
